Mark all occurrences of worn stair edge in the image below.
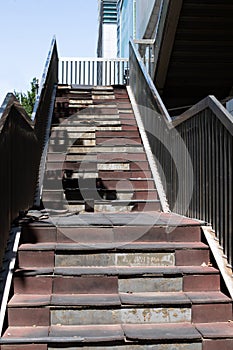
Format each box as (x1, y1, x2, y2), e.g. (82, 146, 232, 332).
(127, 86, 170, 213)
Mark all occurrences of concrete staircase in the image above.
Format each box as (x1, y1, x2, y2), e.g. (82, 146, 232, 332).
(42, 85, 160, 213)
(0, 86, 233, 349)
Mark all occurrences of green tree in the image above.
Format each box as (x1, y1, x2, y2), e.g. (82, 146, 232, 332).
(14, 77, 39, 117)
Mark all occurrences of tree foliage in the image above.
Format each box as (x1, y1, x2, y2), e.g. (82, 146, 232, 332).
(14, 77, 39, 117)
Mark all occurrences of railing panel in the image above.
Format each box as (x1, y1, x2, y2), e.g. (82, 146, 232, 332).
(0, 95, 38, 267)
(32, 37, 59, 206)
(129, 38, 233, 268)
(59, 58, 129, 86)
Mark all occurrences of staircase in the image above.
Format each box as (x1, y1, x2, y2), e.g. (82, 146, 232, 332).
(1, 86, 233, 349)
(42, 85, 160, 213)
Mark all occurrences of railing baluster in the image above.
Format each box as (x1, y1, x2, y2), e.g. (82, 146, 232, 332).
(117, 61, 120, 85)
(70, 61, 73, 85)
(61, 61, 64, 84)
(59, 58, 128, 86)
(79, 61, 81, 85)
(75, 61, 77, 85)
(66, 61, 68, 85)
(109, 61, 112, 85)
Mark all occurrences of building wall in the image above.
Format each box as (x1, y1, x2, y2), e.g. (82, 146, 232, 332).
(117, 0, 135, 58)
(102, 24, 118, 57)
(117, 0, 157, 58)
(97, 0, 118, 58)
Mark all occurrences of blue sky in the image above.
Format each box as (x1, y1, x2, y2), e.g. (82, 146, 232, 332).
(0, 0, 98, 105)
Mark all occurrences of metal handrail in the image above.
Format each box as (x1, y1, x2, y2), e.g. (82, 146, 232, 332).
(32, 36, 58, 121)
(32, 37, 59, 207)
(59, 57, 129, 86)
(0, 95, 38, 264)
(173, 95, 233, 135)
(129, 38, 233, 268)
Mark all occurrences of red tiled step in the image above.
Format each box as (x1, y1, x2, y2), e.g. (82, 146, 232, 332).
(8, 308, 50, 327)
(196, 322, 233, 340)
(122, 125, 138, 131)
(203, 339, 233, 350)
(100, 179, 156, 190)
(17, 241, 208, 269)
(98, 171, 152, 179)
(1, 325, 124, 344)
(21, 223, 202, 245)
(97, 153, 147, 161)
(119, 111, 135, 120)
(192, 303, 232, 323)
(11, 293, 230, 317)
(123, 323, 201, 341)
(96, 131, 139, 138)
(13, 276, 117, 295)
(96, 138, 142, 145)
(51, 265, 219, 278)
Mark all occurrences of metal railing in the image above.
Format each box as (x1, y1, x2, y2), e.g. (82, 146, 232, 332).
(133, 39, 155, 77)
(129, 38, 233, 268)
(32, 36, 59, 207)
(0, 94, 38, 266)
(59, 57, 129, 86)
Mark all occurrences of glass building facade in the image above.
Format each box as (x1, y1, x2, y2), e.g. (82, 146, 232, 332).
(117, 0, 157, 58)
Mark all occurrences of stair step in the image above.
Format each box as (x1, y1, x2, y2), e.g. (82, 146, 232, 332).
(49, 139, 96, 146)
(202, 339, 233, 350)
(50, 307, 191, 325)
(16, 251, 170, 268)
(56, 115, 119, 121)
(67, 146, 144, 154)
(14, 265, 219, 284)
(122, 323, 201, 341)
(96, 131, 139, 137)
(43, 178, 156, 190)
(96, 138, 141, 145)
(9, 292, 230, 309)
(43, 170, 153, 180)
(46, 160, 150, 171)
(1, 323, 203, 346)
(49, 131, 95, 139)
(93, 201, 161, 212)
(47, 345, 203, 350)
(17, 242, 209, 269)
(18, 242, 209, 252)
(21, 223, 201, 244)
(13, 270, 220, 296)
(1, 344, 47, 350)
(42, 189, 158, 201)
(97, 153, 147, 161)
